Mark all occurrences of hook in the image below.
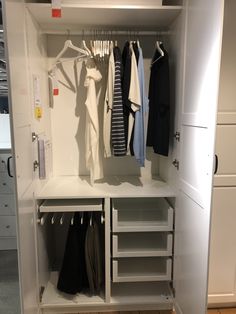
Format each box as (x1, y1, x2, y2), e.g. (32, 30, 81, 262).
(51, 213, 57, 225)
(80, 212, 84, 225)
(71, 213, 74, 225)
(90, 212, 93, 226)
(60, 213, 65, 225)
(37, 213, 49, 226)
(101, 212, 105, 224)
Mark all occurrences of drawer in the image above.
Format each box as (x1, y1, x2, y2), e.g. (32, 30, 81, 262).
(0, 153, 12, 172)
(0, 194, 16, 215)
(0, 216, 16, 237)
(112, 257, 172, 283)
(0, 173, 14, 194)
(112, 233, 173, 257)
(0, 237, 17, 250)
(112, 198, 173, 232)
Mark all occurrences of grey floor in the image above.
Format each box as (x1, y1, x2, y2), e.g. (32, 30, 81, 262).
(0, 250, 21, 314)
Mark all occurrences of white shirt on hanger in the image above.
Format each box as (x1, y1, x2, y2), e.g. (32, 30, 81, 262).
(127, 44, 141, 154)
(84, 66, 103, 184)
(103, 46, 115, 158)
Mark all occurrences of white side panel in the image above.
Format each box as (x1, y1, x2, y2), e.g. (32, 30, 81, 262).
(0, 114, 11, 149)
(217, 0, 236, 125)
(3, 1, 38, 314)
(174, 0, 224, 313)
(208, 187, 236, 305)
(214, 125, 236, 186)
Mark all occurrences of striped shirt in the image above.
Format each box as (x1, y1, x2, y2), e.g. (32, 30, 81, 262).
(111, 47, 126, 156)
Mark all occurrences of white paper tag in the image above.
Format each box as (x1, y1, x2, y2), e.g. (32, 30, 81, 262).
(51, 0, 62, 18)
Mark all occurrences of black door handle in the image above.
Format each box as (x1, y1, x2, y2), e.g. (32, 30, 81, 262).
(214, 154, 218, 174)
(7, 156, 13, 178)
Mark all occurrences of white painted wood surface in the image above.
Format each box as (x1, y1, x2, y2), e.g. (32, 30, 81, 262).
(0, 114, 11, 149)
(173, 0, 224, 314)
(39, 198, 103, 212)
(208, 187, 236, 305)
(27, 3, 182, 32)
(214, 125, 236, 186)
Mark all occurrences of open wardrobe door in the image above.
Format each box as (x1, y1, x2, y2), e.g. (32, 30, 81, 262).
(173, 0, 224, 314)
(3, 1, 38, 313)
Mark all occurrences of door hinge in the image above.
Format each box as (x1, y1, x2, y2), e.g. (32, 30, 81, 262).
(174, 131, 180, 141)
(32, 132, 38, 142)
(33, 160, 39, 171)
(172, 159, 179, 170)
(39, 286, 45, 302)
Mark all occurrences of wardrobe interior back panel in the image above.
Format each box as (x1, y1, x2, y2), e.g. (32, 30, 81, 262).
(46, 34, 164, 178)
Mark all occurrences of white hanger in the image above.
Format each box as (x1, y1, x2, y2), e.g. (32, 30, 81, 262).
(55, 40, 88, 62)
(151, 41, 164, 66)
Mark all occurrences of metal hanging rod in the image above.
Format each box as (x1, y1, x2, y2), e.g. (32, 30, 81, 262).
(44, 30, 171, 36)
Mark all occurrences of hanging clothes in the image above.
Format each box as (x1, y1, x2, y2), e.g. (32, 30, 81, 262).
(84, 66, 103, 183)
(57, 213, 89, 295)
(111, 46, 126, 157)
(147, 43, 170, 156)
(85, 213, 104, 295)
(133, 47, 149, 167)
(122, 41, 132, 147)
(127, 43, 141, 154)
(103, 44, 115, 158)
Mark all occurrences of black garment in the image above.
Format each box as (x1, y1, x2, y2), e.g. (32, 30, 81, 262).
(85, 213, 103, 295)
(132, 42, 139, 64)
(57, 213, 89, 295)
(147, 44, 170, 156)
(111, 47, 126, 156)
(122, 41, 132, 146)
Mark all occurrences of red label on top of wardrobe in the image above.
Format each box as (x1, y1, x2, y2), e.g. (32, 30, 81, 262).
(52, 8, 61, 18)
(53, 88, 59, 96)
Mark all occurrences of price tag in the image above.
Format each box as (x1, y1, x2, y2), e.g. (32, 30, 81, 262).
(51, 0, 62, 18)
(33, 75, 43, 119)
(52, 75, 59, 96)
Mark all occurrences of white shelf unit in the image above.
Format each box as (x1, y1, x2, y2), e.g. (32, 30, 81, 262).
(39, 198, 103, 212)
(41, 272, 105, 309)
(112, 232, 173, 257)
(112, 198, 173, 232)
(112, 257, 172, 283)
(26, 2, 182, 32)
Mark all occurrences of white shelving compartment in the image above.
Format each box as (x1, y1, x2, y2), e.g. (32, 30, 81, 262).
(112, 198, 173, 232)
(112, 232, 173, 257)
(112, 257, 172, 282)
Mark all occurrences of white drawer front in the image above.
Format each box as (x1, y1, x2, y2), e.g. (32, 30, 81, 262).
(0, 173, 14, 194)
(112, 257, 172, 283)
(112, 233, 173, 258)
(0, 216, 16, 237)
(112, 198, 173, 232)
(0, 153, 12, 172)
(0, 195, 16, 215)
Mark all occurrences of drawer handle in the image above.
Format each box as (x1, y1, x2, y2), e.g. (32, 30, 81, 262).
(7, 156, 13, 178)
(4, 204, 8, 207)
(2, 183, 6, 186)
(6, 225, 10, 229)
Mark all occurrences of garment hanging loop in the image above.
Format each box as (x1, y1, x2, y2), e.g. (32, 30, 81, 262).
(60, 213, 65, 225)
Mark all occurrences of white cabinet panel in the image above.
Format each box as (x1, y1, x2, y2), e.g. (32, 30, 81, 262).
(0, 173, 14, 194)
(0, 194, 16, 215)
(208, 187, 236, 304)
(0, 216, 16, 237)
(214, 125, 236, 186)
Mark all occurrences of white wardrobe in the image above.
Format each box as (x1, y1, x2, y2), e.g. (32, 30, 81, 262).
(2, 1, 224, 314)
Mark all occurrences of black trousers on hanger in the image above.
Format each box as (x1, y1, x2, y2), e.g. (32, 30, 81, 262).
(57, 213, 89, 295)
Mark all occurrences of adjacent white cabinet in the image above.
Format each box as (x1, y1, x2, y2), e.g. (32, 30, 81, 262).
(208, 0, 236, 306)
(2, 0, 225, 313)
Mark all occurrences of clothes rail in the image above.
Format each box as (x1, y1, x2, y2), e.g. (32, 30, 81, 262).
(43, 30, 171, 36)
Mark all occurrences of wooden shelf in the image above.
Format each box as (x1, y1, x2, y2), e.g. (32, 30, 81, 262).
(112, 257, 172, 282)
(27, 2, 182, 31)
(112, 233, 173, 257)
(41, 272, 105, 308)
(36, 176, 176, 199)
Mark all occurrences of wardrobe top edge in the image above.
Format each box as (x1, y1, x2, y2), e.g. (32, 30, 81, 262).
(25, 3, 182, 32)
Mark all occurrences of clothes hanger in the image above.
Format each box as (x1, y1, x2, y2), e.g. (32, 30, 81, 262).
(151, 40, 165, 66)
